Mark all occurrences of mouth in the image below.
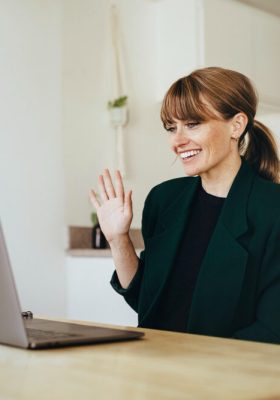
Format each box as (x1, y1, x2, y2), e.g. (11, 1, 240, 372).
(179, 149, 202, 161)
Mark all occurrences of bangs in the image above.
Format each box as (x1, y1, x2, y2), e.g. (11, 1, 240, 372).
(160, 76, 218, 128)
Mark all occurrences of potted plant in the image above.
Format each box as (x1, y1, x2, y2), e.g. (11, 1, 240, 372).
(107, 95, 128, 127)
(91, 212, 107, 249)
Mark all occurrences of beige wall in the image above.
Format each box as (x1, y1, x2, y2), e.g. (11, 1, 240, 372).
(62, 0, 185, 229)
(0, 0, 66, 316)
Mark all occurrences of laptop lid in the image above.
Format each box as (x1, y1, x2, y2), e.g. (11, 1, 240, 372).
(0, 222, 29, 348)
(0, 221, 144, 349)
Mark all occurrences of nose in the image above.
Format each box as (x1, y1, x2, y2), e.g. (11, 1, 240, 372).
(170, 126, 190, 148)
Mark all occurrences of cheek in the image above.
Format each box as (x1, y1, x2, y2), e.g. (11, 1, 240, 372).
(209, 131, 231, 153)
(168, 138, 176, 152)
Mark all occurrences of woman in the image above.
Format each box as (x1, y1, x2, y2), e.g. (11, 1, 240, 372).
(90, 67, 280, 344)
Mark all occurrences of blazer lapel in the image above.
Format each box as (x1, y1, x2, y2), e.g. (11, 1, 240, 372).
(187, 160, 256, 336)
(140, 177, 200, 323)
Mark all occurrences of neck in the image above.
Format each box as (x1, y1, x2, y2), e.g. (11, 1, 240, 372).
(200, 156, 242, 198)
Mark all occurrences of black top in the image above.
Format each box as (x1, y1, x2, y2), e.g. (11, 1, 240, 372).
(152, 182, 225, 332)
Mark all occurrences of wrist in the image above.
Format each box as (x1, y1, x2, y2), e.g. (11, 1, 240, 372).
(108, 233, 132, 249)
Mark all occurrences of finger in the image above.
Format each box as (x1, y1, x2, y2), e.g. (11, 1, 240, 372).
(98, 174, 109, 202)
(115, 170, 124, 200)
(103, 169, 116, 199)
(124, 190, 133, 217)
(89, 189, 100, 210)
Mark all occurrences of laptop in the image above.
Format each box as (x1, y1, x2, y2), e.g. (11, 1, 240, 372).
(0, 222, 144, 349)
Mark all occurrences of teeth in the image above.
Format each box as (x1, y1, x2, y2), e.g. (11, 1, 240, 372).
(180, 150, 201, 159)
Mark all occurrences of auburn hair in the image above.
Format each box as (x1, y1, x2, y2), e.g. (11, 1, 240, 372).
(161, 67, 280, 183)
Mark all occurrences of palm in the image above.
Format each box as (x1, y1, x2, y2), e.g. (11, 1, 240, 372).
(89, 170, 133, 243)
(96, 197, 132, 242)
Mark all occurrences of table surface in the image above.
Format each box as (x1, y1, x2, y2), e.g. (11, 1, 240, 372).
(1, 318, 280, 400)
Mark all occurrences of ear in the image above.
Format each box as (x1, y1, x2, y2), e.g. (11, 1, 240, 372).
(231, 113, 248, 141)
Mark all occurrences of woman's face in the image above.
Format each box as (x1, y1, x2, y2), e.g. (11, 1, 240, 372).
(166, 117, 240, 180)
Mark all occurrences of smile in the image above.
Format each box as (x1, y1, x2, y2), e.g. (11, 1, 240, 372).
(180, 149, 202, 160)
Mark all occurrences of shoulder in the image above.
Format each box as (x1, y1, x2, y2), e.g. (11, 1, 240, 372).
(251, 175, 280, 209)
(145, 176, 197, 206)
(141, 176, 197, 237)
(235, 160, 280, 214)
(248, 175, 280, 226)
(142, 176, 197, 216)
(151, 175, 196, 193)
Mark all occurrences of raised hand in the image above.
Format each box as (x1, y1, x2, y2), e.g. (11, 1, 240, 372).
(89, 169, 133, 244)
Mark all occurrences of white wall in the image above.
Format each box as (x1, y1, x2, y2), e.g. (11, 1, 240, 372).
(204, 0, 280, 107)
(0, 0, 66, 316)
(156, 0, 201, 99)
(62, 0, 184, 228)
(257, 113, 280, 149)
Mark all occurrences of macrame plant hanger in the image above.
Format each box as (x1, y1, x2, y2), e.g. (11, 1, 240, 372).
(110, 4, 128, 176)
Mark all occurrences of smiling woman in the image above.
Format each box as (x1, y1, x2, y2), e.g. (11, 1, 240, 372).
(164, 116, 244, 196)
(161, 67, 279, 189)
(90, 66, 280, 344)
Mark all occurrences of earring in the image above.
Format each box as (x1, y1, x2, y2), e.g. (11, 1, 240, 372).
(231, 136, 239, 142)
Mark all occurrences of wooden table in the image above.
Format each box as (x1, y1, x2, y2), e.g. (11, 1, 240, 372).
(1, 319, 280, 400)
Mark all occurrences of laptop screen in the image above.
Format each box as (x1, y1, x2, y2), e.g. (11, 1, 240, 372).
(0, 222, 29, 347)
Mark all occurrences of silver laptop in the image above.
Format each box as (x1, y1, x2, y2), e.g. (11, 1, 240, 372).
(0, 222, 144, 349)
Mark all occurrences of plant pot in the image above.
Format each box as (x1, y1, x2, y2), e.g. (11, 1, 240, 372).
(109, 106, 128, 127)
(91, 224, 107, 249)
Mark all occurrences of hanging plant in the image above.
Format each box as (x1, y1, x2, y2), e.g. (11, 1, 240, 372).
(107, 96, 128, 128)
(107, 95, 128, 109)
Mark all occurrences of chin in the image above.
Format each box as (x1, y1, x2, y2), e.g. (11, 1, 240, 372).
(182, 165, 201, 177)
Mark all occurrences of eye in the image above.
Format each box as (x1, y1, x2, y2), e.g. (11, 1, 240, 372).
(165, 126, 176, 133)
(185, 122, 199, 129)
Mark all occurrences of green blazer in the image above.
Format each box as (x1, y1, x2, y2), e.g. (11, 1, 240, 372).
(111, 160, 280, 344)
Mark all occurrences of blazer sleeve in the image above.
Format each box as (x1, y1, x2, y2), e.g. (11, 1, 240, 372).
(232, 215, 280, 344)
(110, 187, 158, 313)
